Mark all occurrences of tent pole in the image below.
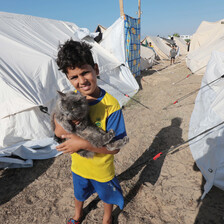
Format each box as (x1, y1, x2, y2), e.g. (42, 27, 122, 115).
(138, 0, 141, 18)
(119, 0, 125, 17)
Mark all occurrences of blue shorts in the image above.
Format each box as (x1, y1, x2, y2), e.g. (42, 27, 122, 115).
(72, 172, 124, 209)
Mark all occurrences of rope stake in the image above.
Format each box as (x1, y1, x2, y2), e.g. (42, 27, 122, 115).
(126, 121, 224, 171)
(164, 75, 224, 110)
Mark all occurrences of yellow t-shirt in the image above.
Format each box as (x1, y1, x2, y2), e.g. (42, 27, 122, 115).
(71, 89, 127, 182)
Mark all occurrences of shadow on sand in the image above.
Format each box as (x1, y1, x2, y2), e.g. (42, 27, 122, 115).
(112, 117, 184, 223)
(0, 158, 55, 205)
(82, 117, 184, 223)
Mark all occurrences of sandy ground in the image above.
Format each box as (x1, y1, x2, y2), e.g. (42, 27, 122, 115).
(1, 56, 224, 224)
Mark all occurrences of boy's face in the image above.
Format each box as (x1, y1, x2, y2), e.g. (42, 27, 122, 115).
(66, 64, 100, 100)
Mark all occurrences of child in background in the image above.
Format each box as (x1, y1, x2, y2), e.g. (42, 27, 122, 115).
(148, 41, 154, 48)
(170, 45, 177, 65)
(54, 40, 127, 224)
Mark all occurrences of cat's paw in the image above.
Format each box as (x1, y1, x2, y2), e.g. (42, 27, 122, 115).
(108, 129, 115, 138)
(123, 136, 129, 144)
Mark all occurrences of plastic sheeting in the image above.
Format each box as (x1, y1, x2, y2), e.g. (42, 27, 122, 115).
(188, 51, 224, 198)
(124, 15, 141, 77)
(0, 12, 139, 168)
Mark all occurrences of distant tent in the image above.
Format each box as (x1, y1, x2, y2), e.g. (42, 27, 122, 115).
(142, 36, 171, 60)
(173, 37, 188, 56)
(0, 12, 139, 168)
(161, 37, 176, 46)
(140, 45, 155, 71)
(186, 19, 224, 74)
(161, 37, 188, 57)
(189, 51, 224, 199)
(175, 36, 188, 46)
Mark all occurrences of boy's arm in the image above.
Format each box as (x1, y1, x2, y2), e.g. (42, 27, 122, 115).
(56, 133, 120, 155)
(54, 118, 119, 155)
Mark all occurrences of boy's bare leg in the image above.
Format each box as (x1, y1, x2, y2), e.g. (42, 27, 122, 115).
(73, 197, 84, 221)
(103, 203, 113, 224)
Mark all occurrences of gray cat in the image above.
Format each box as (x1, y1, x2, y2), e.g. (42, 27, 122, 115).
(51, 91, 129, 158)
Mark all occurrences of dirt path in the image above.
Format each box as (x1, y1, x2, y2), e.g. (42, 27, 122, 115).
(1, 57, 224, 224)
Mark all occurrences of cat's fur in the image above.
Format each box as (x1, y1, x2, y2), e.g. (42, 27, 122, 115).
(51, 91, 129, 158)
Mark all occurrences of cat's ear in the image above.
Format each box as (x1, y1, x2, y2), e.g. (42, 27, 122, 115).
(57, 90, 66, 97)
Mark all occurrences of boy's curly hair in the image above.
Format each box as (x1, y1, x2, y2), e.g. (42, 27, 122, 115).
(56, 39, 95, 74)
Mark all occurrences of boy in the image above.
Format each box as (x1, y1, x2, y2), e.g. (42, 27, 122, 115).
(54, 40, 127, 224)
(170, 45, 177, 65)
(148, 42, 154, 48)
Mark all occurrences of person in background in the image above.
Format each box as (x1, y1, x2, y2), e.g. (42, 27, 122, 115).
(187, 41, 191, 52)
(170, 45, 177, 65)
(148, 42, 154, 48)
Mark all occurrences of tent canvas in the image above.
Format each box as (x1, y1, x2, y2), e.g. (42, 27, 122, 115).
(98, 17, 155, 72)
(189, 19, 224, 53)
(95, 16, 140, 99)
(187, 38, 224, 74)
(189, 51, 224, 198)
(140, 45, 155, 71)
(186, 19, 224, 75)
(0, 12, 139, 168)
(98, 15, 141, 77)
(142, 36, 171, 60)
(173, 37, 188, 56)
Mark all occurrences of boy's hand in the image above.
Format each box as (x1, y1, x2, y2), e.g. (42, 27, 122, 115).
(56, 134, 88, 154)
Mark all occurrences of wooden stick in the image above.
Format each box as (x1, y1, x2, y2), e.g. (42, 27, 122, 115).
(138, 0, 141, 18)
(119, 0, 124, 17)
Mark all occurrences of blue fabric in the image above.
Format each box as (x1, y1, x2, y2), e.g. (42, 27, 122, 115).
(124, 14, 141, 77)
(72, 172, 124, 209)
(106, 109, 127, 140)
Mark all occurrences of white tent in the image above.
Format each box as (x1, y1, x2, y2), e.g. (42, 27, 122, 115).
(189, 19, 224, 53)
(142, 36, 171, 60)
(186, 19, 224, 75)
(0, 12, 139, 168)
(176, 36, 188, 46)
(189, 51, 224, 199)
(98, 17, 127, 66)
(173, 37, 188, 56)
(94, 16, 139, 101)
(98, 17, 155, 71)
(140, 45, 155, 71)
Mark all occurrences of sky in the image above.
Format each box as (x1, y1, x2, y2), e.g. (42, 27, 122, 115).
(1, 0, 224, 38)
